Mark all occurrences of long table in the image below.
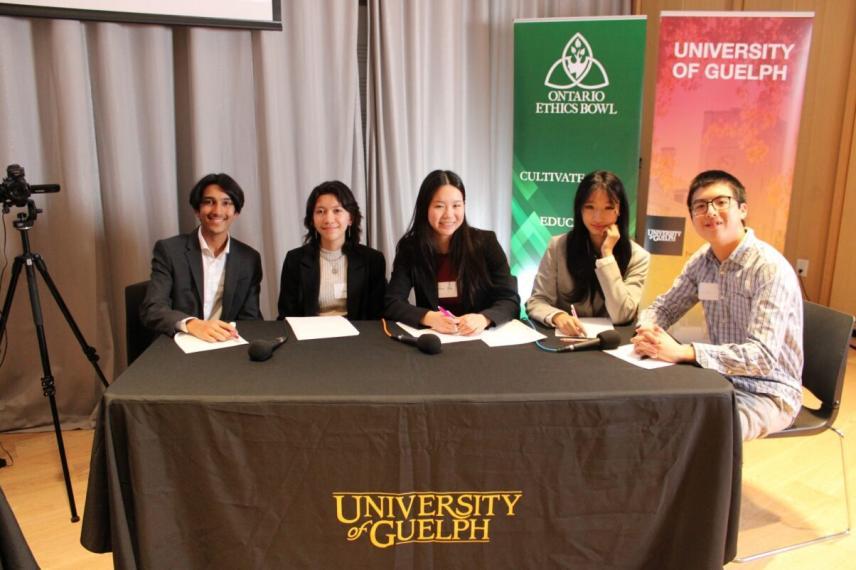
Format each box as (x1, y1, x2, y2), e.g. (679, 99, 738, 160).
(81, 320, 740, 569)
(1, 485, 38, 570)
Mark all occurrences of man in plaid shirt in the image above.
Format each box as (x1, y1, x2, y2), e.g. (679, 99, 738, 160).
(632, 170, 803, 440)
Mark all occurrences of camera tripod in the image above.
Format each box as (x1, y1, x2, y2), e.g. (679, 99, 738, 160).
(0, 199, 109, 522)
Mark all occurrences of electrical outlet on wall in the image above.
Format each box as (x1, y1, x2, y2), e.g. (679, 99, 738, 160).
(796, 259, 809, 277)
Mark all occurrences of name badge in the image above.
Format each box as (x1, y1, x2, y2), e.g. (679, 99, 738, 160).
(334, 283, 347, 300)
(698, 282, 720, 301)
(438, 281, 458, 299)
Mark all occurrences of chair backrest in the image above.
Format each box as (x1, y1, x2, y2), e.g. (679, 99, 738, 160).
(802, 301, 854, 419)
(125, 280, 156, 366)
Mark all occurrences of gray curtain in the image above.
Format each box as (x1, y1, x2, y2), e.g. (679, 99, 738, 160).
(0, 0, 630, 431)
(0, 0, 363, 431)
(366, 0, 630, 262)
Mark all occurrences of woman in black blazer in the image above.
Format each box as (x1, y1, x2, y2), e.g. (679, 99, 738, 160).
(384, 169, 520, 335)
(278, 181, 386, 320)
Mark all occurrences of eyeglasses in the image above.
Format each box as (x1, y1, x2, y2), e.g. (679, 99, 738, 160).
(690, 195, 734, 217)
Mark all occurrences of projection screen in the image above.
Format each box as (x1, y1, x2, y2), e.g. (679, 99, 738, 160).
(0, 0, 282, 30)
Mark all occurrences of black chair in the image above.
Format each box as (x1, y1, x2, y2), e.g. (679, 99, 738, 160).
(125, 280, 156, 366)
(735, 301, 854, 562)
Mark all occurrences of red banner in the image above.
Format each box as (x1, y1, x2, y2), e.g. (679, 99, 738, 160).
(644, 12, 813, 302)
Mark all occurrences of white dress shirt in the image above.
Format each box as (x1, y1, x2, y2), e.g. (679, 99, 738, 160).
(177, 229, 230, 331)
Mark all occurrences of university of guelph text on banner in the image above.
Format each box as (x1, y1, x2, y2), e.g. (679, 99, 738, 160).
(511, 17, 647, 300)
(644, 11, 813, 307)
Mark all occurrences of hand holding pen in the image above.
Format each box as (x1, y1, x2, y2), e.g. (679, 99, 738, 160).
(421, 305, 460, 334)
(553, 304, 588, 338)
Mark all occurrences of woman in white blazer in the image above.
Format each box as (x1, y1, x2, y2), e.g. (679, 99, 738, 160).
(526, 170, 650, 336)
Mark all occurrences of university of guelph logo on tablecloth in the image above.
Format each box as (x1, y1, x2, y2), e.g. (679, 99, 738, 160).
(332, 490, 523, 548)
(644, 215, 686, 255)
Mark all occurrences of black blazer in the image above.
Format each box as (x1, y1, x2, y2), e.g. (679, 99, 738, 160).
(140, 230, 263, 336)
(278, 243, 386, 320)
(384, 229, 520, 328)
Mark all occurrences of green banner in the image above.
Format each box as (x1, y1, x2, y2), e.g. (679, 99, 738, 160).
(511, 17, 647, 299)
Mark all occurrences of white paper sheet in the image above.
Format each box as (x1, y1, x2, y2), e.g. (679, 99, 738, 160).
(555, 317, 614, 339)
(174, 332, 248, 354)
(482, 319, 546, 347)
(604, 344, 675, 369)
(395, 322, 482, 344)
(286, 316, 360, 340)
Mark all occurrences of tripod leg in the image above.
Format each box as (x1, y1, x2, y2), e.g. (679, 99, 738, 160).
(22, 259, 80, 522)
(0, 257, 25, 339)
(32, 254, 109, 389)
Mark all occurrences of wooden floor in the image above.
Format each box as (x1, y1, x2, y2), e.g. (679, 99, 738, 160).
(1, 349, 855, 569)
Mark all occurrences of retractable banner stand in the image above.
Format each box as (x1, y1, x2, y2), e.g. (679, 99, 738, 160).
(644, 12, 813, 305)
(511, 17, 647, 301)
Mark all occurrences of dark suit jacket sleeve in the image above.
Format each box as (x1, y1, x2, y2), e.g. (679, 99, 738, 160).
(234, 247, 263, 321)
(478, 231, 521, 327)
(140, 239, 189, 336)
(384, 244, 430, 327)
(366, 249, 387, 320)
(278, 249, 304, 319)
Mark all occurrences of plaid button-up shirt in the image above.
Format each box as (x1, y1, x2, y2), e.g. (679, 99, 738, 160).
(639, 229, 803, 413)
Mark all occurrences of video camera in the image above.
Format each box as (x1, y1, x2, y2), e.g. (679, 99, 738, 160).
(1, 164, 60, 209)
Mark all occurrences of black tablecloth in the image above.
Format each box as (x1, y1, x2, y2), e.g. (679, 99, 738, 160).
(81, 320, 740, 569)
(0, 485, 38, 570)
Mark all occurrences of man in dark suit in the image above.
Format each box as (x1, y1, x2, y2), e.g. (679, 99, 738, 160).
(140, 173, 263, 341)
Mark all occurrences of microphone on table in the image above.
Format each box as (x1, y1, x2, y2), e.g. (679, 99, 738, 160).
(248, 336, 288, 361)
(557, 330, 621, 353)
(381, 318, 441, 355)
(392, 333, 442, 355)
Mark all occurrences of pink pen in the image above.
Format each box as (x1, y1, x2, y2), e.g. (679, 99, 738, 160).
(570, 304, 587, 336)
(438, 305, 455, 318)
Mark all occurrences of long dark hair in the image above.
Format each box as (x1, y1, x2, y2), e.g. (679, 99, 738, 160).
(565, 170, 632, 304)
(397, 169, 489, 305)
(302, 180, 362, 252)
